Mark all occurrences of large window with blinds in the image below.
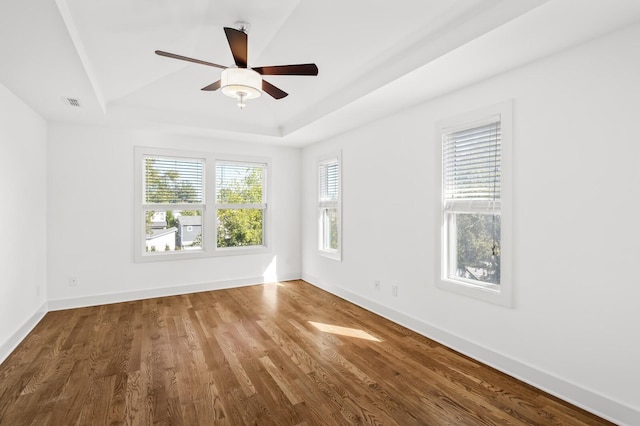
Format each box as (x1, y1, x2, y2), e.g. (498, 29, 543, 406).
(318, 154, 341, 260)
(436, 102, 512, 307)
(134, 147, 269, 261)
(142, 154, 205, 255)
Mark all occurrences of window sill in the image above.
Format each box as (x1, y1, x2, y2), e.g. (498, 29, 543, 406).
(436, 277, 512, 308)
(319, 249, 341, 261)
(135, 249, 209, 263)
(214, 245, 270, 257)
(134, 245, 270, 262)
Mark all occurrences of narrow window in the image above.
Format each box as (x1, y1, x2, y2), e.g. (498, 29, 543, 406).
(215, 161, 267, 249)
(318, 155, 341, 260)
(436, 102, 512, 306)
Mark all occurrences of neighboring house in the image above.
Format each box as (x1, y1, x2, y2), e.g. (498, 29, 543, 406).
(146, 211, 176, 251)
(177, 215, 202, 248)
(145, 227, 177, 252)
(149, 211, 167, 229)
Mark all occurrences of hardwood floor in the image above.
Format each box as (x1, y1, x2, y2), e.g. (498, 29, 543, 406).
(0, 280, 610, 425)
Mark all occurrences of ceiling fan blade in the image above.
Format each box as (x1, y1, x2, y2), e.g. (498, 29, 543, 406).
(224, 27, 248, 68)
(253, 64, 319, 76)
(201, 80, 221, 91)
(155, 50, 225, 69)
(262, 80, 288, 99)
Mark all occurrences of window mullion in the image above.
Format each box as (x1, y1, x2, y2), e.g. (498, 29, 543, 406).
(215, 203, 266, 210)
(143, 203, 205, 211)
(318, 200, 337, 209)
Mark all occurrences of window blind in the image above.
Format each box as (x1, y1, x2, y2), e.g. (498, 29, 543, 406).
(319, 159, 339, 202)
(216, 161, 265, 204)
(443, 120, 501, 205)
(144, 157, 203, 203)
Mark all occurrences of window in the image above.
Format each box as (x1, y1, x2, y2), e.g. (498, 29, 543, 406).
(142, 155, 204, 255)
(134, 147, 269, 261)
(436, 101, 512, 306)
(216, 161, 267, 249)
(318, 154, 341, 260)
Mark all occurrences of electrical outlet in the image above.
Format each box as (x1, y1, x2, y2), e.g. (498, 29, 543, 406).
(374, 280, 380, 290)
(392, 285, 398, 297)
(68, 277, 78, 287)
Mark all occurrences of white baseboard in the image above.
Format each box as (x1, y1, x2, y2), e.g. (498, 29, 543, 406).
(302, 273, 639, 426)
(0, 301, 48, 365)
(48, 273, 301, 311)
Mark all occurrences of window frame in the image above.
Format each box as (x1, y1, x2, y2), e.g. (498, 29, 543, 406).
(435, 101, 513, 307)
(317, 153, 342, 261)
(134, 147, 270, 262)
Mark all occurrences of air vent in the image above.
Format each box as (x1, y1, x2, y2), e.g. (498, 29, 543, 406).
(61, 97, 81, 108)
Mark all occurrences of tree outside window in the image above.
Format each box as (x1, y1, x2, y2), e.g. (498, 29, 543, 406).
(216, 161, 266, 248)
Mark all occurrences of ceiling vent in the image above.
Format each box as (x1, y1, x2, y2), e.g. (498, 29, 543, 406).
(62, 97, 81, 108)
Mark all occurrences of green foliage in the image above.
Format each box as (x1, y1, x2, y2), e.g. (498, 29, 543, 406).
(322, 208, 338, 250)
(216, 168, 263, 204)
(328, 209, 338, 250)
(145, 159, 198, 204)
(166, 210, 177, 229)
(455, 214, 500, 284)
(217, 167, 264, 248)
(217, 209, 263, 247)
(192, 233, 202, 247)
(145, 211, 154, 235)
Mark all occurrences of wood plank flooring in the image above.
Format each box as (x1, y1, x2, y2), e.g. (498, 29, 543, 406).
(0, 280, 611, 425)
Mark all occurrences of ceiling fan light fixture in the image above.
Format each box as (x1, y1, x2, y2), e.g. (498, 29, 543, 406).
(221, 68, 262, 107)
(156, 25, 318, 106)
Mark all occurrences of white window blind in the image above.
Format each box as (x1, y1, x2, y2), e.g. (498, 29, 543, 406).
(216, 162, 266, 205)
(215, 160, 267, 249)
(144, 157, 204, 204)
(443, 119, 501, 211)
(319, 158, 339, 203)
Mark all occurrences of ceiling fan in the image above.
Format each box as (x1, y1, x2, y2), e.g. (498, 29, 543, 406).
(155, 22, 319, 109)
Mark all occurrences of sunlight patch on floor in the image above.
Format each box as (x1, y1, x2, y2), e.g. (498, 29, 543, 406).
(308, 321, 381, 342)
(262, 282, 280, 308)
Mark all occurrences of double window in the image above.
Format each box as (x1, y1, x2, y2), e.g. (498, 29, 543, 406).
(135, 147, 269, 261)
(436, 102, 512, 306)
(318, 155, 341, 260)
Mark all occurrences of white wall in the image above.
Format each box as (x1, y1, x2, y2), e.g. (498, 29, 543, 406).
(47, 123, 301, 308)
(302, 23, 640, 424)
(0, 83, 47, 361)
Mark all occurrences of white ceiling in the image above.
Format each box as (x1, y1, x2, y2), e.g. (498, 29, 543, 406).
(1, 0, 640, 146)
